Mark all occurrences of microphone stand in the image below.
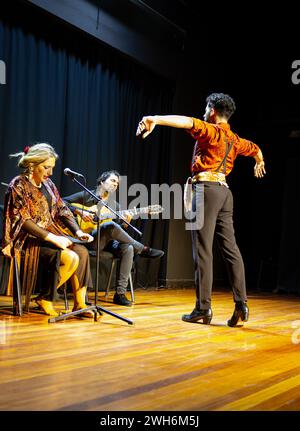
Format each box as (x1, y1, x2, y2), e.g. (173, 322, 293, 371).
(49, 175, 141, 324)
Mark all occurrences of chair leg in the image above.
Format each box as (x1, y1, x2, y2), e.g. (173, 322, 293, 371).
(85, 289, 90, 305)
(105, 259, 115, 299)
(13, 256, 23, 316)
(129, 273, 134, 303)
(63, 284, 69, 311)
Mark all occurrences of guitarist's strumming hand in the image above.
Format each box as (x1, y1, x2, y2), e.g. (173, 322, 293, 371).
(76, 230, 94, 243)
(74, 209, 94, 223)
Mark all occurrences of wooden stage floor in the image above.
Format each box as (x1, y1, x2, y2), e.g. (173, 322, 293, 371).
(1, 288, 300, 412)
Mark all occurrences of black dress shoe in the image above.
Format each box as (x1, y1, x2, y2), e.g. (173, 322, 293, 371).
(227, 302, 249, 327)
(182, 308, 212, 324)
(139, 246, 164, 259)
(113, 293, 132, 307)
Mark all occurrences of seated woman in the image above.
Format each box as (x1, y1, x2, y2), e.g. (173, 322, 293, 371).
(2, 143, 94, 317)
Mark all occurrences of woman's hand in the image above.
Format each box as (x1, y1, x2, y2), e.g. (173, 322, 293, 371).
(76, 230, 94, 243)
(45, 232, 73, 249)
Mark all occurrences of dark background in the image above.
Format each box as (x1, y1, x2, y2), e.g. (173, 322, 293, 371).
(1, 0, 300, 294)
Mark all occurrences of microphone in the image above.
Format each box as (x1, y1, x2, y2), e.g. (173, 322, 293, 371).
(64, 168, 85, 179)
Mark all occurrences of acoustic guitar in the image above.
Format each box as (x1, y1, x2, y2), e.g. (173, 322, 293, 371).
(69, 203, 163, 234)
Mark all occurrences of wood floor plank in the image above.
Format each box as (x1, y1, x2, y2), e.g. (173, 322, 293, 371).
(1, 288, 300, 411)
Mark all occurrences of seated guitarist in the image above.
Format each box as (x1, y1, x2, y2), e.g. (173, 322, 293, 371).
(63, 170, 164, 306)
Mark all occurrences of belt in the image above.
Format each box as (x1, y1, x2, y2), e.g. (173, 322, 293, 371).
(191, 172, 228, 187)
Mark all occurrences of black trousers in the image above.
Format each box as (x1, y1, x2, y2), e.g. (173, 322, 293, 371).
(191, 182, 247, 310)
(87, 221, 144, 294)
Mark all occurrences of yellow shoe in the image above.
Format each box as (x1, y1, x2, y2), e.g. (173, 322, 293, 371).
(72, 286, 96, 318)
(35, 298, 59, 317)
(72, 304, 95, 318)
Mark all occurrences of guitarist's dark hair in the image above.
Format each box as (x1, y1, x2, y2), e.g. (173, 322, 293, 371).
(97, 170, 121, 185)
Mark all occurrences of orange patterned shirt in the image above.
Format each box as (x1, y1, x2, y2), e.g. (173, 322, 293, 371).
(187, 118, 260, 176)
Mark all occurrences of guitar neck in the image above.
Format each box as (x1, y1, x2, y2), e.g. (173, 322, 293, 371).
(101, 207, 148, 220)
(69, 203, 162, 227)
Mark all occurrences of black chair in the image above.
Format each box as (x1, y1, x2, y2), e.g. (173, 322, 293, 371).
(0, 204, 23, 315)
(0, 251, 70, 317)
(0, 254, 23, 316)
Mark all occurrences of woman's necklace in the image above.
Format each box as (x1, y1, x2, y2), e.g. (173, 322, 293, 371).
(26, 176, 42, 188)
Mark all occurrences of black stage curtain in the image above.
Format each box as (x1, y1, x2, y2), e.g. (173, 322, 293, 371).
(0, 2, 174, 287)
(276, 155, 300, 294)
